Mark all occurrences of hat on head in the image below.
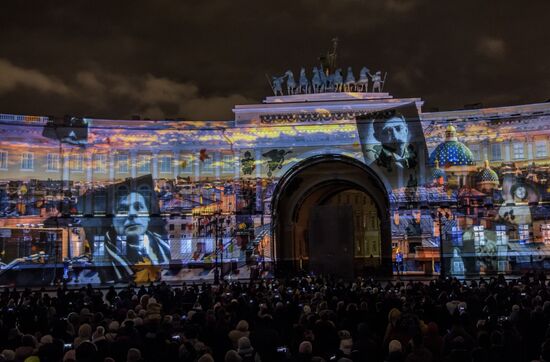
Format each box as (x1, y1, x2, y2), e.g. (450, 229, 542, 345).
(389, 339, 402, 354)
(236, 320, 249, 332)
(299, 341, 312, 354)
(63, 350, 75, 362)
(40, 335, 53, 345)
(126, 348, 141, 362)
(1, 350, 15, 361)
(197, 353, 214, 362)
(108, 321, 119, 332)
(225, 350, 242, 362)
(237, 337, 254, 355)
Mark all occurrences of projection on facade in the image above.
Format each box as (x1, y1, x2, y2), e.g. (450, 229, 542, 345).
(1, 88, 550, 286)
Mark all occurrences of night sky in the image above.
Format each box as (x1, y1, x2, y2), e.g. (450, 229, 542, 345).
(1, 1, 549, 120)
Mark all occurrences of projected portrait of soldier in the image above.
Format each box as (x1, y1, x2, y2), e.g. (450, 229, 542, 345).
(99, 190, 171, 283)
(372, 113, 417, 172)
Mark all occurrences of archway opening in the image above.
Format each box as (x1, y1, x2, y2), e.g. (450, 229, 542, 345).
(272, 155, 392, 278)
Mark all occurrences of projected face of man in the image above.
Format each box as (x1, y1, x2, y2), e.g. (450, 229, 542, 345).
(379, 116, 409, 155)
(113, 192, 150, 238)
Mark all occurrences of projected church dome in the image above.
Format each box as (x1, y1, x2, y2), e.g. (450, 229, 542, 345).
(431, 159, 447, 184)
(476, 160, 499, 192)
(429, 125, 474, 167)
(476, 160, 499, 183)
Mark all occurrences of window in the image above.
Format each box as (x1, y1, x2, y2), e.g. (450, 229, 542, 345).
(513, 142, 524, 159)
(159, 155, 171, 173)
(202, 156, 213, 171)
(473, 225, 485, 246)
(117, 154, 128, 173)
(519, 224, 530, 243)
(21, 152, 34, 170)
(93, 193, 106, 214)
(542, 224, 550, 244)
(93, 235, 105, 259)
(491, 143, 502, 161)
(137, 185, 152, 212)
(46, 153, 60, 171)
(451, 226, 463, 247)
(469, 144, 481, 161)
(496, 224, 507, 245)
(181, 238, 192, 255)
(222, 154, 234, 171)
(0, 151, 8, 170)
(94, 154, 106, 173)
(138, 154, 150, 173)
(169, 224, 175, 231)
(71, 154, 83, 171)
(115, 186, 129, 214)
(536, 140, 548, 158)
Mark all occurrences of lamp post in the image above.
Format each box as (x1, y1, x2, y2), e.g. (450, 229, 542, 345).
(436, 211, 448, 279)
(213, 211, 220, 285)
(219, 214, 224, 282)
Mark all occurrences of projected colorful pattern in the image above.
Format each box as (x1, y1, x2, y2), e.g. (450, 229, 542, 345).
(0, 95, 549, 285)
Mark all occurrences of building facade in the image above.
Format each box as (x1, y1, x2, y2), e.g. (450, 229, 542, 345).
(1, 90, 550, 285)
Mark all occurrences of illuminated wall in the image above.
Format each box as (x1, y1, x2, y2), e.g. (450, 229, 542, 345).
(1, 94, 550, 285)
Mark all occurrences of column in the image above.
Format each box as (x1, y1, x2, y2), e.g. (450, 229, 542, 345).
(482, 140, 489, 161)
(504, 139, 511, 162)
(527, 137, 534, 160)
(173, 151, 179, 179)
(418, 142, 426, 185)
(130, 150, 137, 178)
(108, 151, 115, 182)
(214, 152, 220, 179)
(86, 153, 93, 183)
(62, 149, 70, 183)
(194, 150, 200, 182)
(254, 149, 262, 179)
(235, 151, 241, 180)
(152, 151, 158, 179)
(254, 149, 262, 215)
(397, 167, 404, 189)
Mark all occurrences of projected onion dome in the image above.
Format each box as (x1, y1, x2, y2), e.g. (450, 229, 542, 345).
(431, 159, 447, 184)
(429, 124, 474, 167)
(476, 160, 499, 183)
(476, 159, 499, 192)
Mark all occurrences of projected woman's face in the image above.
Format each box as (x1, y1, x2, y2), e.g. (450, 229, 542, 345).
(113, 192, 150, 237)
(498, 177, 539, 225)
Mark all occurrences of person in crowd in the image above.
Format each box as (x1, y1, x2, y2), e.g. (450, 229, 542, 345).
(237, 337, 260, 362)
(229, 320, 250, 349)
(2, 273, 550, 362)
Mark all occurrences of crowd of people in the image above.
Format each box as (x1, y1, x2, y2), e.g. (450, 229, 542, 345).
(1, 272, 550, 362)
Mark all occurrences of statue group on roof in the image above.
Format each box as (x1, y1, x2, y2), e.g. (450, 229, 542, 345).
(269, 66, 386, 96)
(268, 38, 387, 96)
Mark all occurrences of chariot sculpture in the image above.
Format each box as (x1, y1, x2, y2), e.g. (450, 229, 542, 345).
(268, 65, 387, 95)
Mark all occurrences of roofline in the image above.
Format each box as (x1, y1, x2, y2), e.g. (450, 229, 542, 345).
(420, 101, 550, 121)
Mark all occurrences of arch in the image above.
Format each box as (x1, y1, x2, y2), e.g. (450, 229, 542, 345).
(271, 154, 393, 277)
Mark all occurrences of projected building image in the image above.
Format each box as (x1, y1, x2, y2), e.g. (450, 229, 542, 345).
(1, 86, 550, 285)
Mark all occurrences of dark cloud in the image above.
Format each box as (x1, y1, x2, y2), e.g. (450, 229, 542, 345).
(0, 59, 70, 95)
(477, 37, 507, 59)
(0, 0, 549, 119)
